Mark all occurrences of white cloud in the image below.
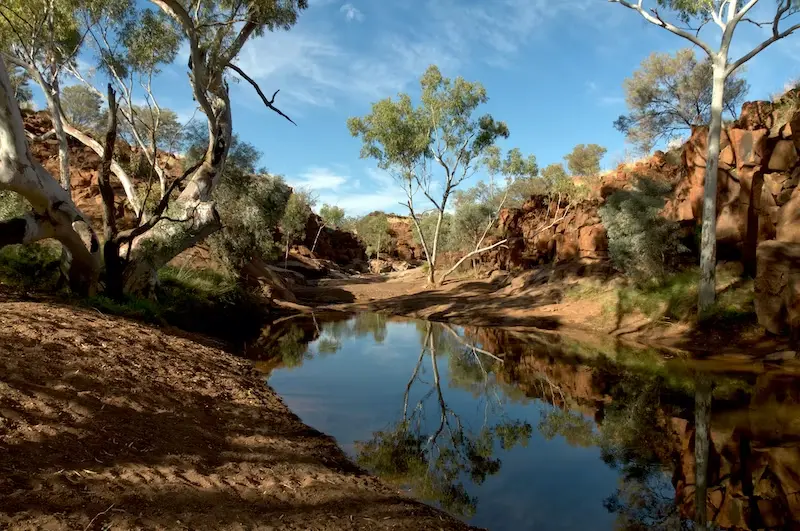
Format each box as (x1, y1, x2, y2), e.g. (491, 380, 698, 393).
(599, 95, 625, 106)
(289, 167, 349, 191)
(586, 81, 597, 93)
(340, 3, 364, 22)
(317, 191, 404, 216)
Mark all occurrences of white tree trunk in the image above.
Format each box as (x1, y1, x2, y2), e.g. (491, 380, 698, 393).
(0, 56, 100, 293)
(428, 208, 445, 285)
(698, 61, 727, 313)
(311, 223, 324, 253)
(120, 86, 230, 295)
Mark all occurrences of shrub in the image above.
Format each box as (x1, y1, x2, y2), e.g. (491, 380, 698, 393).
(210, 171, 291, 271)
(0, 242, 62, 292)
(0, 190, 29, 221)
(599, 177, 687, 282)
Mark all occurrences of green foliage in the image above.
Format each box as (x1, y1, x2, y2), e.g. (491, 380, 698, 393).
(614, 48, 749, 153)
(319, 203, 345, 228)
(8, 67, 32, 105)
(599, 177, 687, 281)
(61, 84, 103, 129)
(540, 163, 568, 187)
(0, 190, 29, 220)
(413, 212, 456, 253)
(564, 143, 607, 177)
(210, 171, 291, 271)
(0, 0, 84, 65)
(0, 243, 62, 292)
(354, 213, 391, 257)
(280, 189, 314, 249)
(349, 64, 509, 279)
(120, 105, 185, 153)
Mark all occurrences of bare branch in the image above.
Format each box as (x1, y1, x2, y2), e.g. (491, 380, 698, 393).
(439, 239, 509, 284)
(226, 62, 297, 125)
(608, 0, 715, 56)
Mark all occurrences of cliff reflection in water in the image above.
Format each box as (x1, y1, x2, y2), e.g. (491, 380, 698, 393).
(252, 313, 800, 531)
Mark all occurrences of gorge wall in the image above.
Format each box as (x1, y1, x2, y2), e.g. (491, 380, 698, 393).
(494, 89, 800, 277)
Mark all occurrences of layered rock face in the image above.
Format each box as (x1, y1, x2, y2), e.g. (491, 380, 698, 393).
(496, 90, 800, 273)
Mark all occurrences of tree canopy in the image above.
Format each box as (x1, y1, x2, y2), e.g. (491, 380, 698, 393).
(564, 144, 607, 177)
(614, 48, 749, 152)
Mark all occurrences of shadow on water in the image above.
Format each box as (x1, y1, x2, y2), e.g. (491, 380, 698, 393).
(250, 313, 800, 531)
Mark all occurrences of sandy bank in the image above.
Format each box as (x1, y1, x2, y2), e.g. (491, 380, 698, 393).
(0, 294, 478, 530)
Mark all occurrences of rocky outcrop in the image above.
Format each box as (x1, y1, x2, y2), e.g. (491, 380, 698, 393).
(301, 215, 367, 266)
(496, 89, 800, 277)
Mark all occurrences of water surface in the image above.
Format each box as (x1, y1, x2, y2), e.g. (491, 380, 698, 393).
(252, 313, 800, 531)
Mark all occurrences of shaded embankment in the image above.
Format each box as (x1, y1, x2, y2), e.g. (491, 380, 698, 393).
(0, 296, 479, 530)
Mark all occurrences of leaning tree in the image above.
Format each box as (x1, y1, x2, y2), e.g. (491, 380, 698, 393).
(0, 0, 306, 296)
(610, 0, 800, 314)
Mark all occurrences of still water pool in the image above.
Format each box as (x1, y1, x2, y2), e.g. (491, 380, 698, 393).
(254, 312, 800, 531)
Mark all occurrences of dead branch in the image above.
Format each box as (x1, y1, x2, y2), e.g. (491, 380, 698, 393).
(226, 62, 297, 125)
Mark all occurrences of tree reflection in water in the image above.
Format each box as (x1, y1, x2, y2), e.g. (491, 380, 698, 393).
(355, 321, 532, 518)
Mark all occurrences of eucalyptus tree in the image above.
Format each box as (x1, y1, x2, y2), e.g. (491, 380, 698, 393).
(615, 48, 749, 153)
(0, 0, 91, 193)
(109, 0, 305, 294)
(0, 0, 306, 296)
(349, 65, 509, 285)
(440, 147, 538, 283)
(312, 203, 345, 253)
(0, 55, 100, 294)
(610, 0, 800, 314)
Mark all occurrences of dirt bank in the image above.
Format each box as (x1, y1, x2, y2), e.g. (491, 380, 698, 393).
(295, 267, 791, 357)
(0, 292, 478, 530)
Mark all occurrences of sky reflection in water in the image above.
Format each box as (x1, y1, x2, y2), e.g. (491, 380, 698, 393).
(260, 313, 800, 531)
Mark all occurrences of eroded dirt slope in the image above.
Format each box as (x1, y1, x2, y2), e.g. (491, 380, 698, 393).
(0, 291, 478, 531)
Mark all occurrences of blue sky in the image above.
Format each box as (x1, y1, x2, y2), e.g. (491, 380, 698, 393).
(36, 0, 800, 216)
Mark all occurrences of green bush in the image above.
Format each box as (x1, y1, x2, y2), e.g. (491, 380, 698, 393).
(210, 172, 291, 271)
(0, 190, 29, 221)
(599, 177, 687, 282)
(0, 242, 62, 292)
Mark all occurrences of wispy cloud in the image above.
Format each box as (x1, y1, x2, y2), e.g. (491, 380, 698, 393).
(288, 166, 349, 191)
(340, 3, 364, 22)
(235, 0, 602, 111)
(599, 95, 625, 106)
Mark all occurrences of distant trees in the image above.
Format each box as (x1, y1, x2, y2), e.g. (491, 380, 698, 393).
(564, 144, 607, 177)
(349, 65, 509, 285)
(280, 190, 315, 267)
(61, 85, 103, 130)
(312, 203, 346, 252)
(609, 0, 800, 315)
(614, 48, 749, 153)
(355, 213, 391, 258)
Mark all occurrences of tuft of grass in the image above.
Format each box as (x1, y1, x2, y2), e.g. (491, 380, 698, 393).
(563, 265, 755, 328)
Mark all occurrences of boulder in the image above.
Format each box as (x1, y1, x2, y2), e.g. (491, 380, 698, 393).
(754, 241, 800, 335)
(391, 260, 410, 272)
(369, 259, 393, 274)
(578, 224, 608, 258)
(768, 140, 799, 171)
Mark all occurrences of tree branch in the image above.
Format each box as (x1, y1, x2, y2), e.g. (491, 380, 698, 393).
(226, 62, 297, 125)
(439, 239, 509, 284)
(608, 0, 715, 56)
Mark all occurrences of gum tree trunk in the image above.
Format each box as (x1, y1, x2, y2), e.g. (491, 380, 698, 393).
(698, 59, 727, 315)
(0, 56, 100, 294)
